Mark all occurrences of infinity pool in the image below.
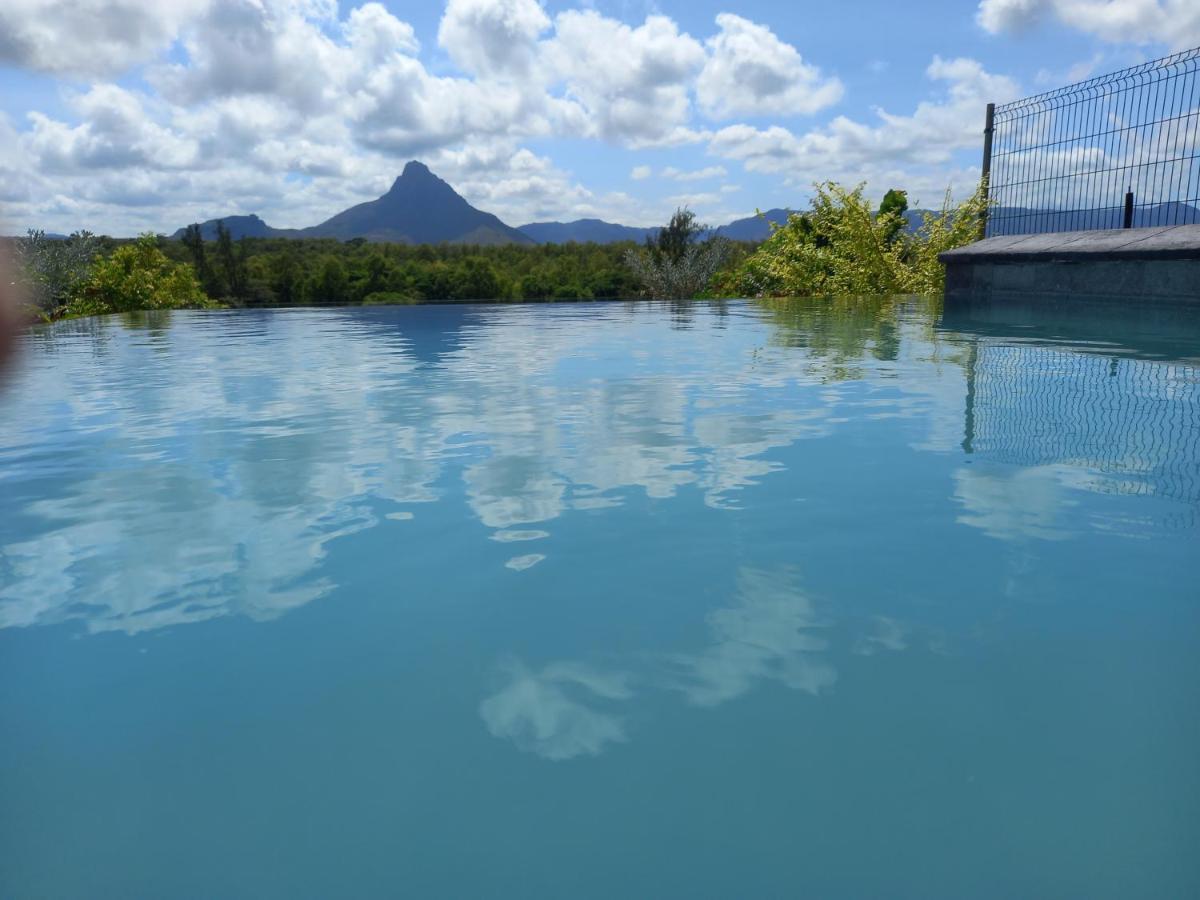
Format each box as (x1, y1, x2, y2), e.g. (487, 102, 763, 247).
(1, 298, 1197, 898)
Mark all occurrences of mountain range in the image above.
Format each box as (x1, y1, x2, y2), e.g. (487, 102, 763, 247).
(173, 160, 1200, 247)
(174, 161, 531, 245)
(174, 161, 799, 246)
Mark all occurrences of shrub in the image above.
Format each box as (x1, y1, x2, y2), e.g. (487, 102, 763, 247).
(722, 182, 987, 298)
(625, 208, 734, 300)
(67, 234, 214, 317)
(14, 230, 98, 313)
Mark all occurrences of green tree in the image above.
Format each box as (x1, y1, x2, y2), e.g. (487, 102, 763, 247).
(307, 256, 350, 304)
(68, 234, 214, 317)
(625, 207, 733, 300)
(649, 207, 702, 265)
(214, 221, 248, 301)
(267, 251, 301, 305)
(15, 230, 98, 313)
(180, 224, 222, 298)
(451, 257, 502, 300)
(878, 189, 909, 245)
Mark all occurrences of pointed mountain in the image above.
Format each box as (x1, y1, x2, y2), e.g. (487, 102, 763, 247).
(299, 161, 532, 245)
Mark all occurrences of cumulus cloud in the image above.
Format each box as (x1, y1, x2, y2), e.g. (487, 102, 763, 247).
(152, 0, 405, 109)
(26, 85, 197, 175)
(543, 10, 707, 146)
(0, 0, 210, 77)
(345, 2, 420, 59)
(708, 56, 1019, 200)
(977, 0, 1200, 48)
(438, 0, 550, 78)
(0, 115, 32, 206)
(426, 140, 652, 233)
(697, 13, 843, 118)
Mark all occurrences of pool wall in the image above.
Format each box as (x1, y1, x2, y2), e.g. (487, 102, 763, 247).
(940, 224, 1200, 302)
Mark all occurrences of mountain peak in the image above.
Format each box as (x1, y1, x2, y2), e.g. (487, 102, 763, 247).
(401, 160, 433, 179)
(291, 160, 533, 245)
(386, 161, 440, 195)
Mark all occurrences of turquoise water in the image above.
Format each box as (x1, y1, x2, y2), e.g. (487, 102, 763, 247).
(1, 298, 1197, 898)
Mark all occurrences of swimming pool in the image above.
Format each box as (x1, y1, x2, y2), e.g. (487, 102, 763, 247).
(1, 297, 1197, 897)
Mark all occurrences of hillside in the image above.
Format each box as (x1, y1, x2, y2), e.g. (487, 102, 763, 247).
(174, 162, 533, 246)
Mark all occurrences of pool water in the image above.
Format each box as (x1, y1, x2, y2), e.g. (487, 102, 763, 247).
(1, 297, 1197, 898)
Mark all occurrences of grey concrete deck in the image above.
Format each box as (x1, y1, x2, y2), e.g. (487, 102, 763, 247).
(941, 225, 1200, 301)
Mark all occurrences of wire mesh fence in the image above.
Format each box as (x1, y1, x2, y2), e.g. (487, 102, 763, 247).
(984, 47, 1200, 237)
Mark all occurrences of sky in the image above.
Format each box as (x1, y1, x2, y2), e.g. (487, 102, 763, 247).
(0, 0, 1197, 235)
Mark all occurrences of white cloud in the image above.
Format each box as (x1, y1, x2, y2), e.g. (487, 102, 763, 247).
(431, 143, 605, 226)
(0, 0, 210, 77)
(438, 0, 550, 78)
(0, 114, 32, 206)
(631, 165, 652, 180)
(708, 56, 1019, 201)
(661, 165, 727, 181)
(976, 0, 1200, 48)
(697, 13, 843, 119)
(345, 2, 420, 59)
(26, 85, 198, 175)
(152, 0, 412, 111)
(542, 10, 707, 146)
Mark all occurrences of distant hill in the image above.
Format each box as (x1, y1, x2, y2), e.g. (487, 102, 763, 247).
(714, 208, 794, 241)
(986, 202, 1200, 235)
(518, 219, 657, 244)
(172, 214, 276, 241)
(518, 209, 798, 245)
(174, 162, 533, 246)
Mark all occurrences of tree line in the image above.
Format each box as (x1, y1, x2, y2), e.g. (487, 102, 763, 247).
(168, 225, 647, 307)
(7, 180, 986, 320)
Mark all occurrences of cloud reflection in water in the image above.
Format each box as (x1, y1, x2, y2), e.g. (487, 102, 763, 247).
(1, 300, 1196, 642)
(480, 567, 836, 760)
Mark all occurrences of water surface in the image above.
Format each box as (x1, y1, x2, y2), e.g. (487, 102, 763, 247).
(1, 298, 1197, 898)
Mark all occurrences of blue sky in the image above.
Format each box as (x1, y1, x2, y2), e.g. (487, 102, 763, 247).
(0, 0, 1195, 235)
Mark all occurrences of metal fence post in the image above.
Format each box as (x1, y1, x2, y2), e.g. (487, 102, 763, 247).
(981, 102, 995, 238)
(1123, 190, 1134, 229)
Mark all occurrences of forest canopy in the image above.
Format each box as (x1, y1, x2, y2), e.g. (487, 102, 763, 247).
(7, 180, 986, 319)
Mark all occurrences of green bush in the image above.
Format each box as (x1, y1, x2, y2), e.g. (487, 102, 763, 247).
(14, 230, 98, 313)
(67, 234, 215, 317)
(720, 182, 987, 298)
(624, 208, 734, 300)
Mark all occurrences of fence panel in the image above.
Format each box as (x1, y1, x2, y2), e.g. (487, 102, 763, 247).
(985, 48, 1200, 237)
